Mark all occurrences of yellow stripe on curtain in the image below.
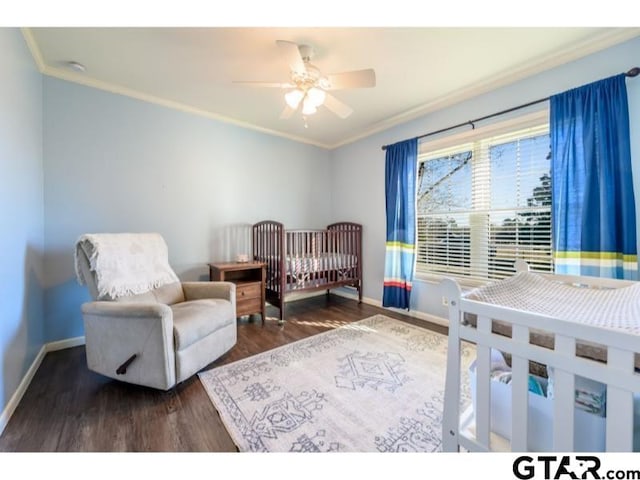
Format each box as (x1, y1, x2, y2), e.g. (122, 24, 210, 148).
(385, 241, 415, 252)
(554, 251, 638, 262)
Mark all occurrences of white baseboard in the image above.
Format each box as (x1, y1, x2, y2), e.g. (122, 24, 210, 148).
(0, 292, 445, 438)
(331, 289, 449, 328)
(0, 344, 46, 437)
(282, 290, 327, 303)
(0, 335, 86, 437)
(278, 287, 449, 328)
(46, 335, 85, 352)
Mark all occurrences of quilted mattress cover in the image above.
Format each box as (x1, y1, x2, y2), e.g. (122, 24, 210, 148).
(462, 271, 640, 369)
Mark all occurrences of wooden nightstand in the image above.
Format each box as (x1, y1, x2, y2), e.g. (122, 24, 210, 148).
(209, 261, 266, 325)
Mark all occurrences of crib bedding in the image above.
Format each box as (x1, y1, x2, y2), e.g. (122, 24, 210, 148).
(463, 271, 640, 368)
(285, 253, 358, 275)
(260, 253, 358, 275)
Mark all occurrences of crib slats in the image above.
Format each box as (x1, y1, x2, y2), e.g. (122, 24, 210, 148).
(442, 277, 463, 452)
(327, 230, 339, 283)
(475, 315, 492, 448)
(552, 334, 575, 451)
(510, 324, 529, 451)
(606, 348, 635, 452)
(252, 221, 285, 320)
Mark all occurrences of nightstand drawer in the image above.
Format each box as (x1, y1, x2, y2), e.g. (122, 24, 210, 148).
(237, 298, 263, 316)
(236, 282, 261, 299)
(208, 261, 266, 324)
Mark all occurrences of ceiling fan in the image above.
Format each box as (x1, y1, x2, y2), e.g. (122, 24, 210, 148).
(233, 40, 376, 123)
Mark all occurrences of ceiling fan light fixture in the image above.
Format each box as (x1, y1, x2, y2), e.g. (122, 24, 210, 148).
(284, 89, 304, 109)
(236, 40, 374, 123)
(301, 97, 317, 115)
(306, 87, 326, 107)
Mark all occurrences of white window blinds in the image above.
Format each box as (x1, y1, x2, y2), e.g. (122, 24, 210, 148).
(416, 124, 552, 281)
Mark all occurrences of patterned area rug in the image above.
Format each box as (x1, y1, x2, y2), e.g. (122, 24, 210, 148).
(198, 314, 473, 452)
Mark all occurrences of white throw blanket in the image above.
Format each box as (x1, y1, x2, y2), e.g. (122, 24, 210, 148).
(75, 233, 180, 299)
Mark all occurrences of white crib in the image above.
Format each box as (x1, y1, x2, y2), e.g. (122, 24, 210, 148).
(441, 260, 640, 452)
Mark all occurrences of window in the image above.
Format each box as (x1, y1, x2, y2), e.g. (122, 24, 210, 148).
(416, 123, 552, 282)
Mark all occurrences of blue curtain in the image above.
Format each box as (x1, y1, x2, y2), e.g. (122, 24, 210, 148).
(551, 74, 638, 279)
(383, 138, 418, 309)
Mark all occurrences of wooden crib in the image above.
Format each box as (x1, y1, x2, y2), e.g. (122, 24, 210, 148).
(252, 220, 363, 322)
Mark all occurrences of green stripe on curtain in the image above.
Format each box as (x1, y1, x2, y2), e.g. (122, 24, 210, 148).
(551, 73, 638, 280)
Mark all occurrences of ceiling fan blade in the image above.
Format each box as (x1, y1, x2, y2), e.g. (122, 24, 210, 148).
(280, 105, 297, 119)
(232, 81, 294, 88)
(276, 40, 306, 75)
(323, 93, 354, 119)
(324, 69, 376, 90)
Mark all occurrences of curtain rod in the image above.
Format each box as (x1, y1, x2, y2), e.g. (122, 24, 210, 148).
(381, 67, 640, 151)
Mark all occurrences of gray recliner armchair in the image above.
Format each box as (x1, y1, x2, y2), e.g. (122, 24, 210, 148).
(74, 232, 237, 390)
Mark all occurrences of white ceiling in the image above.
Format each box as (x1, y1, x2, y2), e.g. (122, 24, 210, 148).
(23, 27, 640, 149)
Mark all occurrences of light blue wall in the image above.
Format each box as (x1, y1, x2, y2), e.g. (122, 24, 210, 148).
(0, 29, 45, 414)
(330, 36, 640, 320)
(3, 29, 639, 418)
(43, 78, 332, 341)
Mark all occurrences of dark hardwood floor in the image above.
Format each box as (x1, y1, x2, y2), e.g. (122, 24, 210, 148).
(0, 294, 445, 452)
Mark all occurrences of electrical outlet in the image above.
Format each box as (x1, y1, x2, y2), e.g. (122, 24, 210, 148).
(442, 296, 449, 307)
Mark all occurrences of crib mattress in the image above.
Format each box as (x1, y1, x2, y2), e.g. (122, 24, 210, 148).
(463, 271, 640, 368)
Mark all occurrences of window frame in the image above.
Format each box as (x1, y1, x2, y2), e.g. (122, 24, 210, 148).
(413, 109, 551, 288)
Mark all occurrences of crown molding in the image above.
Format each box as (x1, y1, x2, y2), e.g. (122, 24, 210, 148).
(21, 27, 640, 151)
(42, 65, 333, 149)
(21, 27, 331, 149)
(21, 27, 46, 72)
(330, 28, 640, 149)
